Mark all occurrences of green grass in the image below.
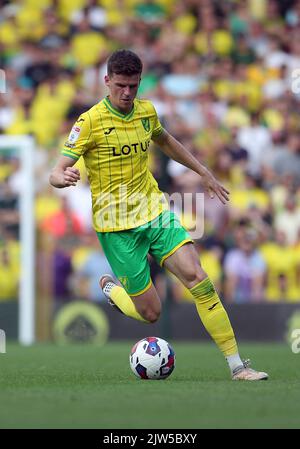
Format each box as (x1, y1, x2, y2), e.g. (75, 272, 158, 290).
(0, 342, 299, 429)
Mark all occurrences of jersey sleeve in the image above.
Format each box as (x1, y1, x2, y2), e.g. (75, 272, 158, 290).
(61, 113, 93, 160)
(151, 104, 164, 138)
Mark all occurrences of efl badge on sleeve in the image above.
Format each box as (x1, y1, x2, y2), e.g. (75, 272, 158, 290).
(68, 126, 81, 144)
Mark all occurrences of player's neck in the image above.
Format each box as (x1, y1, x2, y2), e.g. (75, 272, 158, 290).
(106, 96, 134, 115)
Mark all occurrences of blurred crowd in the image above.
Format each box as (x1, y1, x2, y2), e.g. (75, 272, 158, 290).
(0, 0, 300, 305)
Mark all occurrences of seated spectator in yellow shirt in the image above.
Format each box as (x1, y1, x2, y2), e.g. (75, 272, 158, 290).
(260, 230, 300, 302)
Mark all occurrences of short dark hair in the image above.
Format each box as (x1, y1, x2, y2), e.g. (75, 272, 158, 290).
(107, 49, 143, 77)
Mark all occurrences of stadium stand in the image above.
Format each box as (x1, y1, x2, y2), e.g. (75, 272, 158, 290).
(0, 0, 299, 305)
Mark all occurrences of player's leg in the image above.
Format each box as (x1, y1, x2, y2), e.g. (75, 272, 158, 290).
(100, 274, 161, 323)
(163, 242, 239, 357)
(129, 283, 161, 323)
(150, 211, 268, 380)
(163, 242, 268, 380)
(98, 229, 161, 323)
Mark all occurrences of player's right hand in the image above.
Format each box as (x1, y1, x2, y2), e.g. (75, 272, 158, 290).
(63, 167, 80, 187)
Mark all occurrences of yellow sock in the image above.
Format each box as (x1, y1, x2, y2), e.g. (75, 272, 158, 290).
(190, 277, 238, 357)
(110, 286, 149, 323)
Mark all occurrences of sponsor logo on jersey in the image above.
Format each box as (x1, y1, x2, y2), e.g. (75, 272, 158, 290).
(112, 140, 150, 156)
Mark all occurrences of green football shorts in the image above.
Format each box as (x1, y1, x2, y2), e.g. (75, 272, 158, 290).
(97, 210, 193, 296)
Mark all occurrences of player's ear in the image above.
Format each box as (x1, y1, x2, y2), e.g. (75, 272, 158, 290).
(104, 75, 110, 86)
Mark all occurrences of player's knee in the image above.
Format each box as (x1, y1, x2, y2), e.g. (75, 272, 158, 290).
(132, 289, 161, 323)
(138, 304, 161, 323)
(144, 308, 160, 323)
(182, 268, 206, 289)
(147, 313, 160, 323)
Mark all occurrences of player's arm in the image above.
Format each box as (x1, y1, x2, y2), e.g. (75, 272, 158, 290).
(50, 112, 91, 188)
(152, 129, 230, 204)
(49, 155, 81, 188)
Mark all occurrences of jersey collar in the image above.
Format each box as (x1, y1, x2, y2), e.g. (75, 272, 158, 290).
(103, 97, 135, 121)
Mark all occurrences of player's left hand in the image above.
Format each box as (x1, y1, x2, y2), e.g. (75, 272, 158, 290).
(201, 171, 230, 204)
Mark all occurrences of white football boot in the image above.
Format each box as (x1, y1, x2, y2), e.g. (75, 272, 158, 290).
(232, 359, 269, 381)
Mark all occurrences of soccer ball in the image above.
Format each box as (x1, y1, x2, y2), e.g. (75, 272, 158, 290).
(129, 336, 175, 380)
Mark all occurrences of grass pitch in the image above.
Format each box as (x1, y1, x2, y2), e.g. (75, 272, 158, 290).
(0, 342, 299, 429)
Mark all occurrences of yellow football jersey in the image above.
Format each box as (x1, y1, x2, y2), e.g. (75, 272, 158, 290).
(62, 97, 168, 232)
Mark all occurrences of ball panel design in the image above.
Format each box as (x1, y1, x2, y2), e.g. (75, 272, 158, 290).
(129, 336, 175, 380)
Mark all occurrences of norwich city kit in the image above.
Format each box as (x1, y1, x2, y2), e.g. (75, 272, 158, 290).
(62, 98, 192, 295)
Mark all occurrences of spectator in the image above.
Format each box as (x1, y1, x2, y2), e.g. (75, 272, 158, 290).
(237, 112, 272, 176)
(272, 133, 300, 187)
(40, 196, 84, 238)
(72, 245, 113, 302)
(260, 229, 300, 302)
(224, 227, 266, 303)
(53, 239, 73, 302)
(274, 196, 300, 245)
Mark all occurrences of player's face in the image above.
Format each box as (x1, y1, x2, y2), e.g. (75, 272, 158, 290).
(105, 73, 141, 113)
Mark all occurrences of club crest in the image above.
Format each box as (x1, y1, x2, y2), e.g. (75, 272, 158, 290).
(141, 118, 150, 132)
(119, 276, 129, 290)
